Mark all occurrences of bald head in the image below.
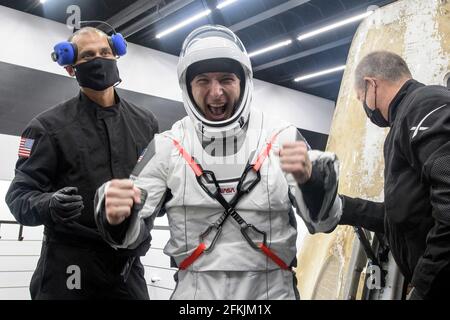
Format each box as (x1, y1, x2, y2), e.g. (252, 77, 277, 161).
(68, 26, 108, 43)
(68, 27, 115, 65)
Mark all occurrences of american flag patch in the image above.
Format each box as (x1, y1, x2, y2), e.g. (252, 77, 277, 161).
(137, 148, 147, 163)
(18, 137, 35, 158)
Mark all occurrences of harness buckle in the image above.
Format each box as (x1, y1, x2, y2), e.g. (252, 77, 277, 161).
(240, 224, 267, 250)
(200, 223, 223, 253)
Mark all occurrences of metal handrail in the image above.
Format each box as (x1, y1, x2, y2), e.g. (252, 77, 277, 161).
(0, 220, 23, 241)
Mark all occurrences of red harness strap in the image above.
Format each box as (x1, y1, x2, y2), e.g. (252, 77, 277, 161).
(178, 243, 207, 270)
(171, 138, 209, 269)
(259, 244, 290, 270)
(172, 139, 203, 177)
(170, 133, 289, 271)
(253, 131, 280, 171)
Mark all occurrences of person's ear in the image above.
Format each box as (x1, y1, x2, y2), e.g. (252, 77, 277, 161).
(65, 65, 75, 77)
(363, 76, 377, 88)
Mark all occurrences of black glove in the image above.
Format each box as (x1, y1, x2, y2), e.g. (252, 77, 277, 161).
(49, 187, 84, 224)
(300, 154, 338, 223)
(312, 155, 337, 192)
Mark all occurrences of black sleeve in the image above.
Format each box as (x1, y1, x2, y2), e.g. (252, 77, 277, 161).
(296, 128, 327, 219)
(299, 165, 325, 220)
(5, 118, 57, 226)
(99, 201, 132, 243)
(404, 91, 450, 298)
(413, 152, 450, 299)
(152, 112, 159, 134)
(338, 195, 385, 234)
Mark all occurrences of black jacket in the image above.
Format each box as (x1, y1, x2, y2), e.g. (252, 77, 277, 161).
(5, 91, 158, 254)
(340, 80, 450, 299)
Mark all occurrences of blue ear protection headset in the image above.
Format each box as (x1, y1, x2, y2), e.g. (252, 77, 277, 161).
(51, 21, 127, 66)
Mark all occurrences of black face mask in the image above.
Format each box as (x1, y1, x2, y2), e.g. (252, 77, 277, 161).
(362, 81, 389, 127)
(74, 57, 121, 91)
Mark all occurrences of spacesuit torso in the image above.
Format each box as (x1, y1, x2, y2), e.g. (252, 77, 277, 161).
(161, 107, 300, 271)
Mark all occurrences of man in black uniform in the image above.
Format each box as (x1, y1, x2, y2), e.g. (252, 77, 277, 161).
(5, 27, 158, 299)
(335, 51, 449, 299)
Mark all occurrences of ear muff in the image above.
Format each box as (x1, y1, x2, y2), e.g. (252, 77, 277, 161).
(51, 41, 78, 66)
(51, 33, 126, 66)
(109, 33, 127, 57)
(51, 21, 126, 66)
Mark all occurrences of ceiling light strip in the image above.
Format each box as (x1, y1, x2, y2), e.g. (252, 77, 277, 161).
(156, 9, 212, 39)
(217, 0, 239, 9)
(294, 65, 346, 82)
(248, 39, 293, 58)
(297, 11, 374, 41)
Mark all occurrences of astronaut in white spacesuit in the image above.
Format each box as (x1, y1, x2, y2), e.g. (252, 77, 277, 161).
(94, 25, 342, 300)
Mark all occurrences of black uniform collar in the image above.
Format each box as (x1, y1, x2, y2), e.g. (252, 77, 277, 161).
(79, 90, 122, 119)
(388, 79, 424, 125)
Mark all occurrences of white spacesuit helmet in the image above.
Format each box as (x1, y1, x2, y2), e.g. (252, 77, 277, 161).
(177, 25, 253, 139)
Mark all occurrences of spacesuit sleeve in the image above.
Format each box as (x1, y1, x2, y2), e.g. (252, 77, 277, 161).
(94, 134, 171, 249)
(286, 128, 343, 234)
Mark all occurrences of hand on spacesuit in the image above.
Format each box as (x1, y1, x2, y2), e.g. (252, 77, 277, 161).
(104, 179, 141, 225)
(279, 141, 312, 184)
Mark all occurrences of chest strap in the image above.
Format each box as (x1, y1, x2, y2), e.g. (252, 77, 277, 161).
(168, 132, 290, 271)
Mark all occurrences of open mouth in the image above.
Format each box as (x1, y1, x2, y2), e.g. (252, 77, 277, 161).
(207, 103, 227, 120)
